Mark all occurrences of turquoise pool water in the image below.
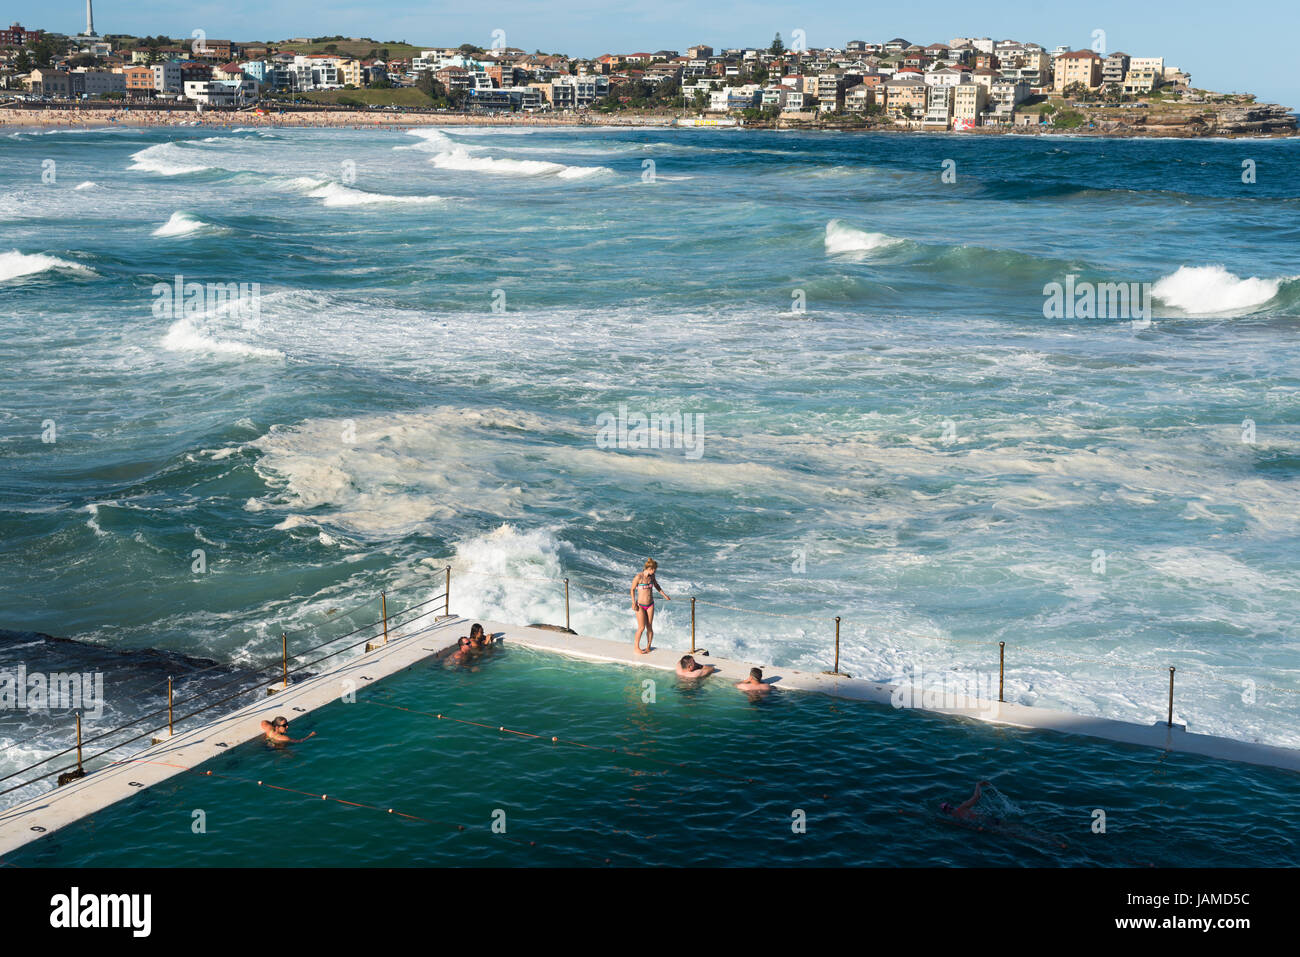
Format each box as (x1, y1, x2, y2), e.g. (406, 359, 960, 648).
(7, 645, 1298, 867)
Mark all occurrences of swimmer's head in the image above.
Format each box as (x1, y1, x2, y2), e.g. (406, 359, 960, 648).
(274, 717, 288, 731)
(458, 637, 471, 649)
(939, 802, 952, 813)
(469, 623, 484, 640)
(643, 558, 657, 571)
(680, 655, 694, 668)
(749, 667, 763, 681)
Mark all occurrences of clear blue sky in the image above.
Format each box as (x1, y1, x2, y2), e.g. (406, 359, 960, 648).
(16, 0, 1298, 107)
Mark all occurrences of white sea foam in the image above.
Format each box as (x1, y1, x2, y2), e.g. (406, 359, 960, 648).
(0, 249, 95, 283)
(306, 182, 444, 207)
(824, 219, 905, 258)
(153, 211, 212, 237)
(1152, 265, 1286, 316)
(161, 316, 284, 360)
(402, 129, 467, 153)
(242, 409, 553, 537)
(430, 147, 611, 179)
(129, 143, 213, 176)
(73, 181, 97, 191)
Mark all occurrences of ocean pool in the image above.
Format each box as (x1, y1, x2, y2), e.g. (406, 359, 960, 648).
(8, 645, 1298, 868)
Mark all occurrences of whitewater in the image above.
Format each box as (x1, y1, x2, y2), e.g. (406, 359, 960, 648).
(1, 124, 1299, 804)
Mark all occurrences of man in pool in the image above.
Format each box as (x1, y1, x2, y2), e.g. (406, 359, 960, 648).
(940, 780, 993, 821)
(676, 654, 716, 680)
(260, 716, 316, 744)
(735, 667, 772, 693)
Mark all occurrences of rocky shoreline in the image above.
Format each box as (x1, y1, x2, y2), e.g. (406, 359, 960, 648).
(2, 102, 1295, 138)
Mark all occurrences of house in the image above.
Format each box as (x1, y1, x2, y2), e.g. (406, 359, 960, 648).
(1052, 50, 1103, 92)
(883, 38, 909, 54)
(971, 67, 1001, 92)
(924, 67, 970, 87)
(193, 39, 233, 61)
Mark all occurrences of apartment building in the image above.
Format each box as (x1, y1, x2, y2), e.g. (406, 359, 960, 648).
(71, 69, 126, 96)
(842, 83, 877, 112)
(1102, 52, 1129, 86)
(1122, 67, 1160, 94)
(883, 72, 927, 117)
(952, 82, 987, 124)
(122, 65, 155, 96)
(1129, 57, 1164, 75)
(1, 22, 43, 46)
(550, 74, 608, 108)
(988, 79, 1030, 116)
(815, 70, 861, 111)
(151, 61, 183, 93)
(1053, 50, 1103, 91)
(923, 84, 954, 126)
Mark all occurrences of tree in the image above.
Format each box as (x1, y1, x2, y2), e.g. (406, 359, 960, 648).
(1063, 81, 1090, 103)
(27, 38, 57, 68)
(770, 33, 784, 55)
(415, 71, 450, 105)
(14, 49, 31, 73)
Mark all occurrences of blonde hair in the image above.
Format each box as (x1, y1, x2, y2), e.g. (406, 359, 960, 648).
(643, 559, 658, 571)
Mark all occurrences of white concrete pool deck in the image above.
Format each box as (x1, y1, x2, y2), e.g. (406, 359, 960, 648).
(2, 615, 1298, 858)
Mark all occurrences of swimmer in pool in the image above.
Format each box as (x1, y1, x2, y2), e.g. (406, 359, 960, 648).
(260, 716, 316, 744)
(469, 623, 491, 647)
(630, 558, 670, 655)
(735, 667, 772, 693)
(676, 654, 716, 679)
(940, 780, 993, 822)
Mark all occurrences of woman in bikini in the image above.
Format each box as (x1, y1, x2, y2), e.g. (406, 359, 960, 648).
(630, 558, 670, 654)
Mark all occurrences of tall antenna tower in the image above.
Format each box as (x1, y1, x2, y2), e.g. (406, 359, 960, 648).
(86, 0, 95, 36)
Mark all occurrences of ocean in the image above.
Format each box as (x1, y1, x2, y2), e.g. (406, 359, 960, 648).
(2, 123, 1298, 804)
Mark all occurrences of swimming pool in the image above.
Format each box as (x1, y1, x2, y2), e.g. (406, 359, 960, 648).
(7, 645, 1298, 867)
